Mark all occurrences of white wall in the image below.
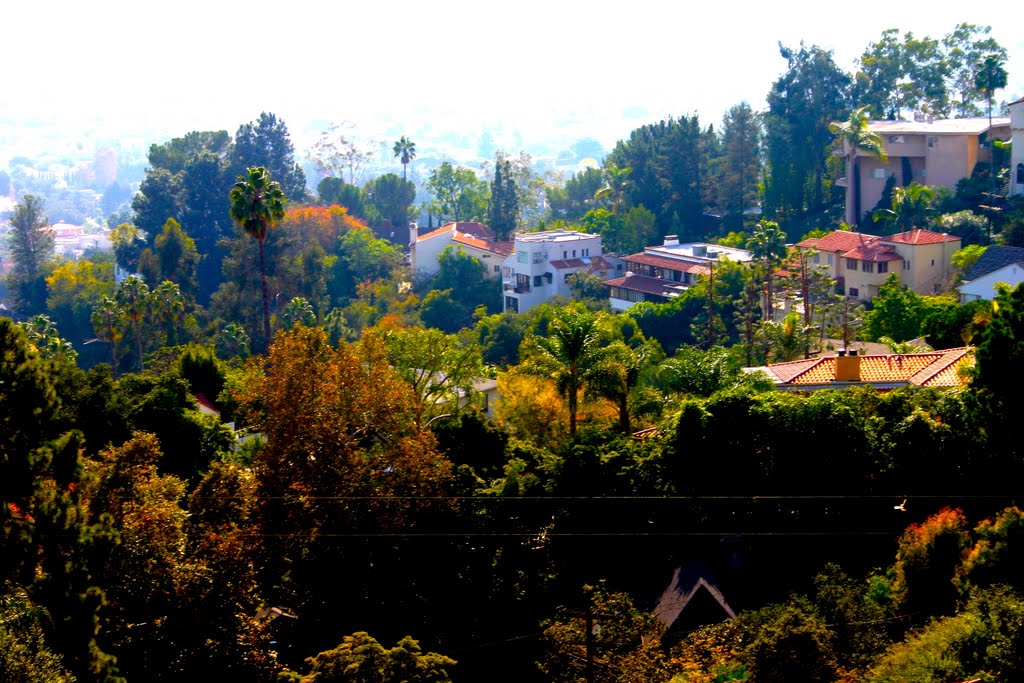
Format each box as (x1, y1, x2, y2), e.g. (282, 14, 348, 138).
(960, 263, 1024, 302)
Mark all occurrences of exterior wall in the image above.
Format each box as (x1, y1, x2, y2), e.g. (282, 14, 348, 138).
(411, 230, 453, 277)
(1011, 101, 1024, 197)
(959, 263, 1024, 302)
(809, 250, 840, 280)
(457, 243, 505, 279)
(841, 258, 894, 300)
(890, 239, 960, 295)
(926, 134, 973, 188)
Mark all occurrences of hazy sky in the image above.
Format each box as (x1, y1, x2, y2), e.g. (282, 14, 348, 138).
(5, 1, 1023, 156)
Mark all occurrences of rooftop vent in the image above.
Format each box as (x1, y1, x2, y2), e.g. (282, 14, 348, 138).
(664, 235, 680, 246)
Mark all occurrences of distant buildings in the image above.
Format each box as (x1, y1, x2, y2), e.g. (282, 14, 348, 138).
(500, 230, 618, 313)
(606, 236, 752, 311)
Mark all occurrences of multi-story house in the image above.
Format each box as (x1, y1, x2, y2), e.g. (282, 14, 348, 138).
(1011, 97, 1024, 198)
(838, 116, 1011, 226)
(410, 221, 512, 280)
(605, 236, 752, 311)
(500, 230, 616, 313)
(798, 228, 960, 301)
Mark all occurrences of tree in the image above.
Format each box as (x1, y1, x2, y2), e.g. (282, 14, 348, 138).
(230, 112, 307, 200)
(115, 275, 151, 371)
(309, 123, 380, 186)
(873, 183, 937, 232)
(7, 194, 54, 314)
(863, 274, 925, 342)
(943, 23, 1008, 117)
(289, 631, 455, 682)
(316, 178, 367, 217)
(763, 43, 851, 224)
(487, 157, 519, 240)
(392, 136, 417, 181)
(425, 162, 488, 223)
(91, 295, 124, 375)
(365, 173, 416, 229)
(586, 340, 657, 433)
(228, 166, 287, 351)
(717, 102, 762, 231)
(152, 218, 199, 298)
(747, 219, 788, 321)
(854, 29, 948, 120)
(975, 52, 1008, 195)
(279, 296, 316, 330)
(594, 163, 632, 215)
(830, 107, 889, 226)
(522, 306, 606, 436)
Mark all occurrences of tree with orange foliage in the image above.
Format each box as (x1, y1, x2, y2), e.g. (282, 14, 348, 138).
(279, 204, 366, 252)
(892, 507, 970, 623)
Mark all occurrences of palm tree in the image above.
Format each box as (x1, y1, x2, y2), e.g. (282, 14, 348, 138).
(91, 296, 124, 376)
(594, 164, 632, 215)
(150, 280, 186, 346)
(586, 340, 655, 433)
(115, 275, 150, 371)
(872, 183, 937, 232)
(975, 54, 1008, 195)
(525, 307, 604, 436)
(829, 107, 888, 226)
(229, 166, 287, 351)
(747, 219, 789, 322)
(393, 136, 417, 181)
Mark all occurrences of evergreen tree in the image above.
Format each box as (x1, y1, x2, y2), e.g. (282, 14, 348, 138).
(229, 112, 307, 201)
(7, 194, 53, 315)
(488, 157, 519, 240)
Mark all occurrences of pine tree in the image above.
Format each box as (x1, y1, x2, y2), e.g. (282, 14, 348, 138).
(488, 158, 519, 240)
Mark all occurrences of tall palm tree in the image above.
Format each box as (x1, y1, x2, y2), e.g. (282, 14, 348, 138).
(91, 296, 124, 376)
(150, 280, 186, 346)
(829, 107, 888, 226)
(115, 275, 150, 371)
(526, 307, 604, 436)
(393, 136, 417, 181)
(586, 340, 654, 433)
(229, 166, 287, 351)
(594, 164, 632, 215)
(747, 219, 789, 322)
(975, 54, 1008, 195)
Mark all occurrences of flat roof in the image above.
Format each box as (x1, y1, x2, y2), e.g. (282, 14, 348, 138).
(869, 117, 1009, 135)
(515, 229, 598, 243)
(646, 242, 753, 263)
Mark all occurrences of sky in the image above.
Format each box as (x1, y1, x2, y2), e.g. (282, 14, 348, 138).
(4, 0, 1023, 161)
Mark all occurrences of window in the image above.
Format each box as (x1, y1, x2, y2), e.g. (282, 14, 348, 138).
(572, 250, 577, 257)
(847, 258, 858, 270)
(544, 272, 553, 283)
(862, 261, 874, 273)
(563, 251, 568, 259)
(812, 254, 820, 265)
(612, 287, 645, 303)
(888, 135, 906, 144)
(849, 287, 859, 298)
(517, 251, 528, 264)
(878, 261, 888, 274)
(928, 136, 938, 148)
(1017, 163, 1024, 185)
(583, 248, 590, 257)
(904, 260, 910, 271)
(494, 265, 500, 272)
(532, 251, 545, 264)
(533, 275, 543, 287)
(872, 168, 887, 179)
(931, 259, 935, 267)
(564, 273, 572, 283)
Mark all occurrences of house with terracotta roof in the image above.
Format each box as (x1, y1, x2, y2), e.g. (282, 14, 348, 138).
(751, 347, 974, 392)
(797, 228, 960, 301)
(606, 236, 752, 311)
(410, 221, 512, 280)
(959, 246, 1024, 302)
(838, 116, 1011, 226)
(500, 230, 617, 313)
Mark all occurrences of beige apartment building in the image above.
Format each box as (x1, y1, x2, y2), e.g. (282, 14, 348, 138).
(839, 117, 1011, 226)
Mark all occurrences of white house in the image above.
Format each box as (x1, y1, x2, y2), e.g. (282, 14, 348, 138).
(1011, 96, 1024, 198)
(959, 246, 1024, 302)
(500, 230, 616, 313)
(605, 236, 752, 311)
(410, 222, 512, 280)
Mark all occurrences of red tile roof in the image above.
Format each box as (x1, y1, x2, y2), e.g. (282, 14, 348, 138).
(842, 243, 902, 261)
(796, 230, 875, 253)
(883, 229, 960, 245)
(452, 232, 512, 256)
(417, 221, 495, 242)
(762, 348, 973, 389)
(624, 252, 713, 275)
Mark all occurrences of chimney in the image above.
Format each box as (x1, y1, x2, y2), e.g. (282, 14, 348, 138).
(664, 235, 680, 246)
(835, 349, 860, 381)
(409, 222, 418, 246)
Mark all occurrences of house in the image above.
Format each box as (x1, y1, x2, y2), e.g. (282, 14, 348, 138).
(410, 221, 512, 280)
(959, 246, 1024, 302)
(1010, 97, 1024, 198)
(798, 228, 961, 301)
(500, 230, 617, 313)
(751, 347, 974, 392)
(606, 236, 752, 311)
(838, 116, 1011, 226)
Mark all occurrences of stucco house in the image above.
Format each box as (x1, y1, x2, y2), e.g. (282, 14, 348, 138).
(798, 228, 960, 301)
(959, 246, 1024, 302)
(500, 230, 617, 313)
(605, 236, 752, 311)
(838, 116, 1011, 226)
(1010, 97, 1024, 198)
(410, 221, 512, 280)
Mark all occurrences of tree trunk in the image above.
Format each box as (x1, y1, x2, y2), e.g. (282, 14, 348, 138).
(259, 237, 271, 352)
(569, 389, 578, 436)
(618, 395, 630, 434)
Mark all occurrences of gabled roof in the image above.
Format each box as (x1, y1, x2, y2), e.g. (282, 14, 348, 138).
(758, 348, 974, 390)
(882, 229, 960, 246)
(605, 273, 688, 297)
(624, 252, 713, 275)
(796, 230, 875, 253)
(843, 242, 902, 262)
(964, 246, 1024, 281)
(417, 221, 495, 242)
